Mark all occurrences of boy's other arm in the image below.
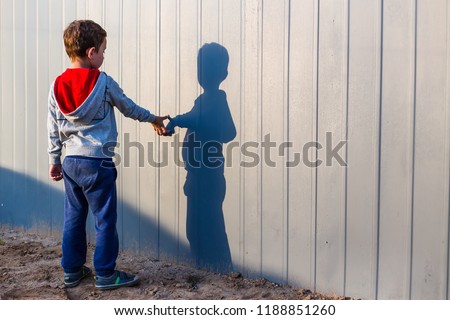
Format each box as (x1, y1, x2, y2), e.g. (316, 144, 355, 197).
(47, 91, 63, 181)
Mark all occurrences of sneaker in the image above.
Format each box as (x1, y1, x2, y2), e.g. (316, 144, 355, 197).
(95, 270, 140, 290)
(64, 266, 92, 288)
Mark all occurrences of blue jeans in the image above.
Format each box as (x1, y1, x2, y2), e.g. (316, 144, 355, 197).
(61, 156, 118, 277)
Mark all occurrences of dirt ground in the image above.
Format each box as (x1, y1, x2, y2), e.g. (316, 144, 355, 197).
(0, 226, 349, 300)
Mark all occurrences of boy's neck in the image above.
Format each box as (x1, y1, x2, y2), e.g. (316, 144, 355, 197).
(70, 57, 92, 69)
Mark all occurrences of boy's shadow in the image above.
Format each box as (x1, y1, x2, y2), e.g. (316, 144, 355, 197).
(168, 43, 236, 272)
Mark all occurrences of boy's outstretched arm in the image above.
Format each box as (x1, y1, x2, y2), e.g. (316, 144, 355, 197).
(107, 76, 169, 135)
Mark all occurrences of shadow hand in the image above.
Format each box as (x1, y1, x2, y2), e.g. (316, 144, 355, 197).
(165, 117, 175, 137)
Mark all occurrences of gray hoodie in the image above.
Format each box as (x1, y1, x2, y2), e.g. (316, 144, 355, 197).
(47, 71, 155, 165)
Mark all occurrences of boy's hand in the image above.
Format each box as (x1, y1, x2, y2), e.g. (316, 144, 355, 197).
(49, 164, 63, 181)
(151, 115, 170, 136)
(165, 119, 175, 137)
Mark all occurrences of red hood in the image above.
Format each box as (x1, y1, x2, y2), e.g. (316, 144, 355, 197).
(54, 68, 100, 114)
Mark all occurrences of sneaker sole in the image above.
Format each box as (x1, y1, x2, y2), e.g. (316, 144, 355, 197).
(95, 277, 140, 290)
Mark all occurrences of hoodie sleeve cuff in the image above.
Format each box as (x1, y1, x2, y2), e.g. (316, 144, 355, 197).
(49, 156, 62, 165)
(148, 113, 156, 123)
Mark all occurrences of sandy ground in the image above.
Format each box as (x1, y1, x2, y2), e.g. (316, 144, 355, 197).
(0, 226, 349, 300)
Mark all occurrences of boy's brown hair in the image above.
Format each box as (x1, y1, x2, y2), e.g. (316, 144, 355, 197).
(63, 20, 107, 60)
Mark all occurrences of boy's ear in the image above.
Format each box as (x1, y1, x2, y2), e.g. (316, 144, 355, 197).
(86, 47, 96, 59)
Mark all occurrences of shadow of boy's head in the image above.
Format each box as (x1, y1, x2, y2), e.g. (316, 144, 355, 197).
(197, 43, 229, 91)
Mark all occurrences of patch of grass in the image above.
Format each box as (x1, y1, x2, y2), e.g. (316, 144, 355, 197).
(0, 238, 4, 245)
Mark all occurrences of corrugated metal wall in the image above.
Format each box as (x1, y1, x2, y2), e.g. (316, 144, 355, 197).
(1, 0, 449, 300)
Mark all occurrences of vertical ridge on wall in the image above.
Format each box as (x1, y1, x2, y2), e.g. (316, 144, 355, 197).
(198, 0, 202, 90)
(375, 0, 384, 300)
(156, 0, 161, 258)
(257, 0, 263, 278)
(447, 0, 450, 300)
(283, 0, 291, 283)
(136, 0, 141, 254)
(118, 0, 125, 252)
(12, 0, 16, 175)
(38, 0, 52, 233)
(409, 0, 418, 300)
(219, 0, 222, 42)
(239, 0, 245, 272)
(175, 0, 181, 259)
(444, 1, 450, 299)
(342, 0, 350, 296)
(408, 0, 416, 300)
(12, 0, 18, 223)
(408, 0, 416, 299)
(25, 0, 38, 226)
(374, 0, 383, 300)
(24, 0, 28, 176)
(102, 0, 105, 26)
(312, 0, 320, 292)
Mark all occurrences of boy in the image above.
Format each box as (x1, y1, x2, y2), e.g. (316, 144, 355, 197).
(47, 20, 168, 289)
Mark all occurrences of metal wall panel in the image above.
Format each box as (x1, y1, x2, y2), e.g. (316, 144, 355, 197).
(121, 0, 140, 252)
(260, 0, 288, 284)
(138, 0, 160, 256)
(411, 0, 449, 299)
(177, 0, 199, 262)
(242, 0, 262, 278)
(159, 0, 179, 259)
(36, 0, 52, 232)
(1, 0, 14, 222)
(1, 0, 449, 300)
(345, 0, 381, 299)
(315, 0, 348, 295)
(378, 0, 415, 299)
(221, 0, 243, 272)
(288, 0, 317, 291)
